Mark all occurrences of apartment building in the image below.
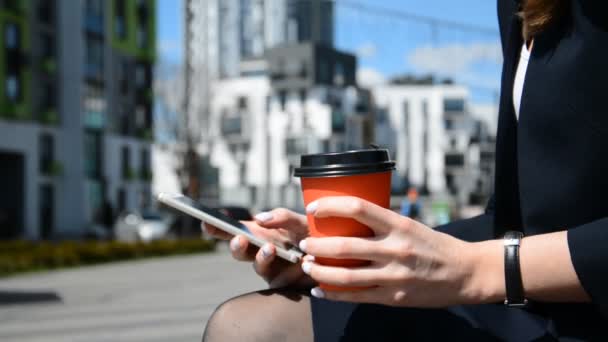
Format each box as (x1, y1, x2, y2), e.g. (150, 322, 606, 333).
(208, 43, 375, 210)
(0, 0, 155, 239)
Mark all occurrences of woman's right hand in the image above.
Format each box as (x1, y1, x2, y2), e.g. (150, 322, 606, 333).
(202, 208, 315, 289)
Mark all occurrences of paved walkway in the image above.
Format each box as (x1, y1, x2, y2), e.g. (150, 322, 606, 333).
(0, 244, 266, 342)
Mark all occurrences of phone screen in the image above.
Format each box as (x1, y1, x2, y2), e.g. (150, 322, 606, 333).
(171, 195, 253, 234)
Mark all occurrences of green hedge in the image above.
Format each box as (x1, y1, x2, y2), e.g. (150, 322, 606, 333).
(0, 239, 216, 277)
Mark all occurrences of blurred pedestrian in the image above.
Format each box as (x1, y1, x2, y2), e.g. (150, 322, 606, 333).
(400, 187, 421, 220)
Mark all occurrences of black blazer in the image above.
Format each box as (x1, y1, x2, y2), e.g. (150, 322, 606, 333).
(438, 0, 608, 333)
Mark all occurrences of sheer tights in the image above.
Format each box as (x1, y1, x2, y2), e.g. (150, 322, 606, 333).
(203, 289, 314, 342)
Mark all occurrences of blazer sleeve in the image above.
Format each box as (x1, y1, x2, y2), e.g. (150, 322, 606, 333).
(567, 219, 608, 318)
(434, 195, 496, 243)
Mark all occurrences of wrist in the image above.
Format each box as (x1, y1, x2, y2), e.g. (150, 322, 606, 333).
(462, 239, 506, 304)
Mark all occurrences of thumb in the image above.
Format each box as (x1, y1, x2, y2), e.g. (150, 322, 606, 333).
(254, 208, 308, 232)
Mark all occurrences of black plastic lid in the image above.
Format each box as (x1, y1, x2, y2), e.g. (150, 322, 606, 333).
(294, 149, 395, 178)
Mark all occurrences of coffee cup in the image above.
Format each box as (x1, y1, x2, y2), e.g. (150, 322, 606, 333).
(294, 148, 395, 291)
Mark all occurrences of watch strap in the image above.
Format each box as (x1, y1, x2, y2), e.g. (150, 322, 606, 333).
(504, 231, 528, 307)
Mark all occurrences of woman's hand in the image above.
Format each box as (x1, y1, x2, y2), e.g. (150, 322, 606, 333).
(299, 196, 503, 308)
(203, 208, 315, 289)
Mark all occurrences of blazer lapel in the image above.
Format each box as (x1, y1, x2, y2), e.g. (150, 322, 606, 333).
(494, 9, 524, 234)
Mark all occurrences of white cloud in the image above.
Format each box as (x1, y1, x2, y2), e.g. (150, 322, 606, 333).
(357, 68, 386, 88)
(356, 42, 377, 59)
(407, 42, 502, 75)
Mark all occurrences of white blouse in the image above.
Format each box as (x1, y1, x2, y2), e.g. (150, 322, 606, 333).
(513, 42, 531, 120)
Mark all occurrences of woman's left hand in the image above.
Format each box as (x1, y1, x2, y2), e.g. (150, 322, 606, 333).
(299, 196, 502, 308)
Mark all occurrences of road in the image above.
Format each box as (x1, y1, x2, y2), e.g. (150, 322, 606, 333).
(0, 243, 266, 342)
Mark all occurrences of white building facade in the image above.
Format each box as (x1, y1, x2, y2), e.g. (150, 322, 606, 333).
(372, 84, 496, 207)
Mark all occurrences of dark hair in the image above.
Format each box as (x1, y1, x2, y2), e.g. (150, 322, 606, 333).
(519, 0, 569, 40)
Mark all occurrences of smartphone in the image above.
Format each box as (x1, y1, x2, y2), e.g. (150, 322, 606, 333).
(156, 193, 303, 263)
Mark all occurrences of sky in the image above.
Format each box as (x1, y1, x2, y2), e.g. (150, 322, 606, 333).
(157, 0, 502, 103)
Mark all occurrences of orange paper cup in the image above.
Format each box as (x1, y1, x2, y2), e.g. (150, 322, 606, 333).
(295, 149, 394, 291)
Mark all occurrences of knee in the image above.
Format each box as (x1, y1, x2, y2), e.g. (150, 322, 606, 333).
(203, 298, 239, 342)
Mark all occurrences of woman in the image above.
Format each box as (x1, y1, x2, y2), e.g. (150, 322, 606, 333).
(203, 0, 608, 340)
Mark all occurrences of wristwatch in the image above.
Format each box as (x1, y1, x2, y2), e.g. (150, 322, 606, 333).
(503, 231, 528, 307)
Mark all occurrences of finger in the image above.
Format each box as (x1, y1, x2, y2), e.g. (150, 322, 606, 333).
(300, 236, 385, 261)
(306, 196, 404, 235)
(301, 262, 384, 287)
(202, 223, 233, 240)
(230, 235, 257, 261)
(254, 208, 308, 231)
(253, 244, 276, 278)
(310, 286, 391, 305)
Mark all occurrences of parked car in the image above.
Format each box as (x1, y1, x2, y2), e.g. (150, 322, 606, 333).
(114, 211, 172, 243)
(216, 206, 253, 221)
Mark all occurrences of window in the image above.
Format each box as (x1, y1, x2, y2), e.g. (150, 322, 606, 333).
(239, 164, 247, 186)
(444, 98, 465, 112)
(376, 107, 388, 124)
(39, 134, 54, 174)
(41, 82, 56, 112)
(299, 62, 308, 78)
(114, 0, 127, 39)
(5, 74, 19, 102)
(84, 0, 104, 34)
(5, 23, 19, 50)
(119, 60, 130, 93)
(265, 95, 271, 113)
(135, 64, 146, 88)
(121, 146, 131, 180)
(84, 131, 102, 179)
(39, 184, 54, 239)
(279, 90, 287, 111)
(445, 153, 465, 167)
(137, 26, 147, 49)
(319, 60, 330, 83)
(140, 149, 150, 179)
(41, 33, 54, 59)
(403, 101, 410, 132)
(299, 89, 307, 105)
(332, 110, 346, 133)
(117, 188, 127, 213)
(88, 180, 104, 224)
(237, 96, 248, 110)
(334, 62, 344, 85)
(85, 38, 104, 80)
(38, 0, 56, 23)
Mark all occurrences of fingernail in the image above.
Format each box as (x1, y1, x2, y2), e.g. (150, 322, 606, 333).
(299, 239, 307, 252)
(255, 212, 273, 222)
(230, 236, 241, 251)
(261, 244, 273, 259)
(303, 255, 315, 262)
(311, 287, 325, 298)
(302, 261, 312, 275)
(306, 201, 318, 214)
